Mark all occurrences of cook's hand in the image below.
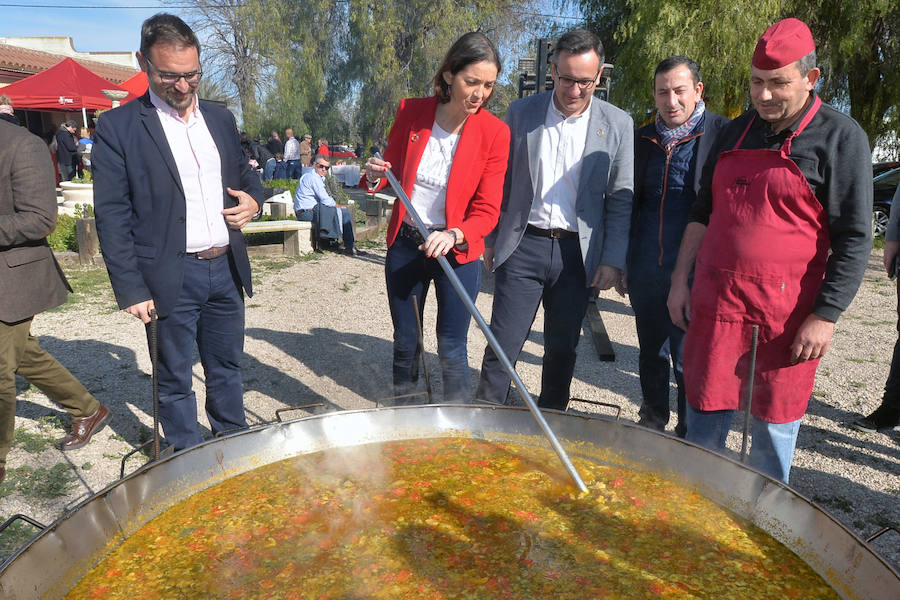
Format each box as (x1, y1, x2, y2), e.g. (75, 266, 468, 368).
(125, 299, 155, 324)
(884, 240, 900, 276)
(667, 279, 691, 330)
(590, 265, 621, 292)
(365, 157, 391, 183)
(483, 247, 495, 272)
(790, 313, 835, 364)
(222, 188, 259, 230)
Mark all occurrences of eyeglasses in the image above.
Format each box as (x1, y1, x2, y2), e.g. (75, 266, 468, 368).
(314, 163, 329, 170)
(145, 57, 203, 85)
(554, 67, 599, 90)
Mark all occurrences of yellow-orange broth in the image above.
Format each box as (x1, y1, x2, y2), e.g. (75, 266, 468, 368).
(64, 438, 838, 599)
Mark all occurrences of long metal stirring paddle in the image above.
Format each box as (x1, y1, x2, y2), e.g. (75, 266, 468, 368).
(373, 153, 588, 493)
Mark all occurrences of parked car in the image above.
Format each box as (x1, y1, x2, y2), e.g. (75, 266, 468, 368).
(873, 165, 900, 237)
(328, 144, 357, 158)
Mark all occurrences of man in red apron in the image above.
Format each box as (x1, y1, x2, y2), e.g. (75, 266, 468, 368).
(666, 18, 872, 483)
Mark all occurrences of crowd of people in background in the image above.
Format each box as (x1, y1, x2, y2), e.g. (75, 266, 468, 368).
(241, 128, 364, 183)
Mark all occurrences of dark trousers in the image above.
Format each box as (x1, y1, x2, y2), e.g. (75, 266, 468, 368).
(0, 318, 98, 465)
(147, 253, 246, 451)
(286, 160, 301, 179)
(882, 277, 900, 410)
(295, 206, 355, 249)
(628, 268, 686, 436)
(476, 233, 589, 410)
(385, 235, 481, 403)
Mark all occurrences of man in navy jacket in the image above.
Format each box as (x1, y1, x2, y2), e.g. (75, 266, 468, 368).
(623, 56, 727, 437)
(92, 13, 263, 451)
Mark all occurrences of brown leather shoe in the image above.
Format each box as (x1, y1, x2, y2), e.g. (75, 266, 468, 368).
(60, 404, 110, 450)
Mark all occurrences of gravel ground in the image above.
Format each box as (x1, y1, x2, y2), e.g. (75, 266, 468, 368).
(1, 238, 898, 576)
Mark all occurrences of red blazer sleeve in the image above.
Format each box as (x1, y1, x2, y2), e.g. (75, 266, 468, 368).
(447, 112, 510, 263)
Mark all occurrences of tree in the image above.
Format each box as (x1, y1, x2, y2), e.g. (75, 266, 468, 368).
(797, 0, 900, 150)
(176, 0, 271, 120)
(345, 0, 543, 147)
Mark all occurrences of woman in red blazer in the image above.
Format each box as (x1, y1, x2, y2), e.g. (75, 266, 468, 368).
(365, 32, 510, 403)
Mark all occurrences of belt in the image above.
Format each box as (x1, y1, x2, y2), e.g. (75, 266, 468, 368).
(398, 222, 428, 246)
(186, 245, 229, 259)
(296, 208, 314, 214)
(525, 224, 578, 239)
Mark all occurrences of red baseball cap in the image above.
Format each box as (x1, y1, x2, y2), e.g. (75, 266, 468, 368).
(752, 18, 816, 70)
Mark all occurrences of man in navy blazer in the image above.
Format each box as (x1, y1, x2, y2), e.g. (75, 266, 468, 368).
(92, 13, 263, 451)
(476, 30, 634, 409)
(624, 56, 728, 438)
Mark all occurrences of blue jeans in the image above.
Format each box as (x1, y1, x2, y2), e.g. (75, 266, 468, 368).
(146, 253, 247, 451)
(628, 268, 686, 436)
(263, 158, 275, 181)
(476, 233, 589, 410)
(385, 235, 481, 403)
(286, 160, 301, 179)
(684, 403, 801, 484)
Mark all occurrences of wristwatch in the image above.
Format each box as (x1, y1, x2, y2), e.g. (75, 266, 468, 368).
(448, 229, 458, 245)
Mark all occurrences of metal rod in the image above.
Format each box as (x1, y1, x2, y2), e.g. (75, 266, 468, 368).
(149, 308, 160, 461)
(375, 153, 588, 492)
(741, 324, 760, 463)
(411, 295, 433, 404)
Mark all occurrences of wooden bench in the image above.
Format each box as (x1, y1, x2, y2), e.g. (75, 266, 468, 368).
(243, 220, 312, 255)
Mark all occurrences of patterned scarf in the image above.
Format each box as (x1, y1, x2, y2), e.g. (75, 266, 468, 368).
(656, 99, 706, 153)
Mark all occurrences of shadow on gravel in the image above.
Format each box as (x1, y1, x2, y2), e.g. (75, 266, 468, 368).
(802, 396, 900, 470)
(789, 464, 900, 570)
(246, 326, 402, 407)
(25, 336, 150, 448)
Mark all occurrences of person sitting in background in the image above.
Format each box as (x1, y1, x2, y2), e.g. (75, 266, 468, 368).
(77, 127, 93, 173)
(272, 152, 288, 180)
(294, 155, 356, 255)
(0, 94, 19, 126)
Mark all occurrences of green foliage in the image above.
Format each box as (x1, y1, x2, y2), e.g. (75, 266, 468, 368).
(0, 519, 40, 562)
(48, 214, 77, 252)
(70, 170, 92, 184)
(264, 178, 299, 197)
(4, 463, 76, 499)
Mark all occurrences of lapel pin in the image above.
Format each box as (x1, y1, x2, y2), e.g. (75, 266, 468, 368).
(596, 129, 605, 137)
(410, 134, 419, 142)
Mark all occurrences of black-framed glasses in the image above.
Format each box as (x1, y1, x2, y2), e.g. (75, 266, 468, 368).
(553, 65, 599, 90)
(314, 163, 329, 170)
(145, 57, 203, 85)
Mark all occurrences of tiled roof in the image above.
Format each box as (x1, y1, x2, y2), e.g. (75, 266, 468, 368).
(0, 43, 138, 84)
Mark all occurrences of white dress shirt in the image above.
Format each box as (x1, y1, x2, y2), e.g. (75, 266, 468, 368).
(283, 136, 300, 161)
(405, 121, 460, 229)
(149, 89, 228, 252)
(528, 95, 593, 232)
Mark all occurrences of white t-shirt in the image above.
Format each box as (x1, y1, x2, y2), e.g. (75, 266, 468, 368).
(406, 121, 460, 229)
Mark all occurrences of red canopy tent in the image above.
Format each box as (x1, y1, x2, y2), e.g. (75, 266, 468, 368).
(1, 57, 135, 122)
(119, 71, 148, 100)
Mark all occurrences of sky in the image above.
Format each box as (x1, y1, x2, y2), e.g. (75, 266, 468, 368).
(1, 1, 583, 56)
(1, 1, 190, 55)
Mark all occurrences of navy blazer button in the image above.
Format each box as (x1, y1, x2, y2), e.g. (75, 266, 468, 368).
(179, 217, 186, 223)
(177, 251, 185, 257)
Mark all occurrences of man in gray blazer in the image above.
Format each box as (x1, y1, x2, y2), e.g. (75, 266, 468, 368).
(0, 120, 109, 483)
(476, 29, 634, 409)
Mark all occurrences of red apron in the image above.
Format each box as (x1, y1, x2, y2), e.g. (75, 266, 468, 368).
(683, 97, 829, 423)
